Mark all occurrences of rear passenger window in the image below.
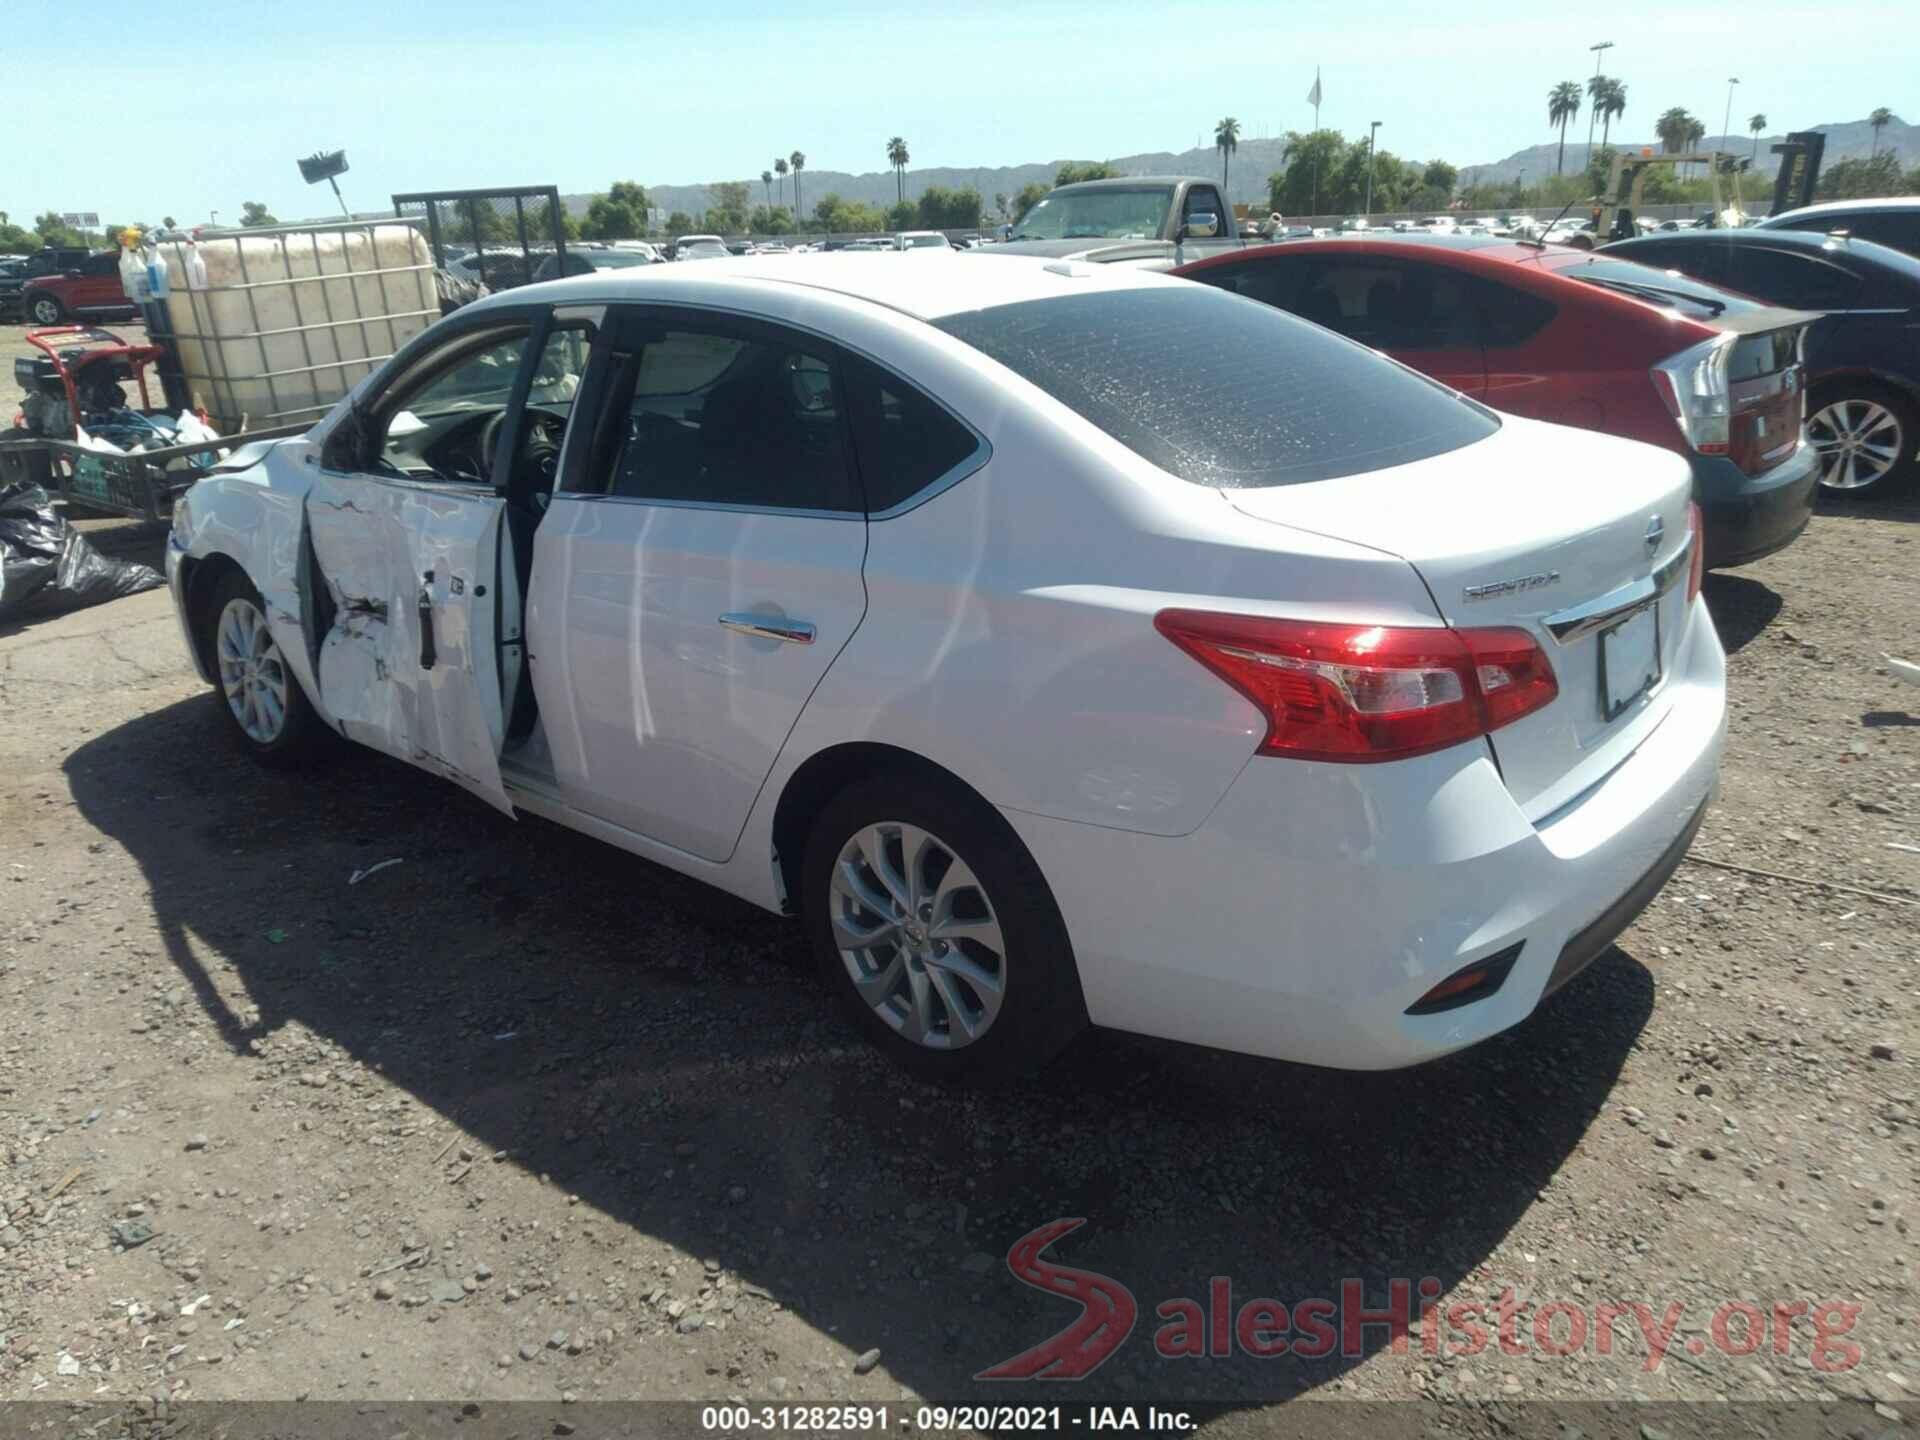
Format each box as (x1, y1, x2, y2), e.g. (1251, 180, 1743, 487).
(1294, 261, 1482, 350)
(842, 355, 982, 514)
(1723, 247, 1859, 310)
(598, 326, 858, 513)
(1474, 280, 1557, 346)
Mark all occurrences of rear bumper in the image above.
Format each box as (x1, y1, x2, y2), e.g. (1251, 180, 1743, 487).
(1691, 439, 1818, 569)
(1001, 595, 1727, 1070)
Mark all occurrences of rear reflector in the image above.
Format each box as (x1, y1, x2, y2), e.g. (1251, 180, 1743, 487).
(1405, 948, 1520, 1013)
(1154, 611, 1558, 763)
(1406, 944, 1524, 1015)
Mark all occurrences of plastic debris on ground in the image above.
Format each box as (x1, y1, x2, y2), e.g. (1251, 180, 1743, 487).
(0, 482, 165, 622)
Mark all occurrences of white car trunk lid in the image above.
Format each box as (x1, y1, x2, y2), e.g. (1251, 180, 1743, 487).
(1224, 418, 1698, 818)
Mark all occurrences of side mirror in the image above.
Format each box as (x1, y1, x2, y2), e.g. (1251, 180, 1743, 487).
(387, 409, 429, 440)
(1181, 212, 1219, 240)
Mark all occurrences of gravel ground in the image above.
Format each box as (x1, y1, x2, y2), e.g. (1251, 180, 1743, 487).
(1, 320, 1916, 1433)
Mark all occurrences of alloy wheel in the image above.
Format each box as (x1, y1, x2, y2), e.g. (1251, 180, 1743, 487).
(1808, 398, 1904, 491)
(30, 298, 61, 325)
(216, 596, 291, 744)
(829, 821, 1007, 1050)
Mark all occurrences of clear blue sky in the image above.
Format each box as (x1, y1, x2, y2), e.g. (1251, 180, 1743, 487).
(10, 0, 1910, 224)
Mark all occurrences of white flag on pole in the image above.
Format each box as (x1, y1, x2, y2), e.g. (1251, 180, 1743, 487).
(1307, 70, 1322, 108)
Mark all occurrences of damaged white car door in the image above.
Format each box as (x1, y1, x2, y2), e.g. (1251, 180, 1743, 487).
(303, 324, 536, 815)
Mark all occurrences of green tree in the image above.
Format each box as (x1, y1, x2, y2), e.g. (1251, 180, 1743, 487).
(774, 157, 789, 207)
(1816, 151, 1905, 201)
(665, 211, 696, 236)
(1055, 161, 1118, 186)
(749, 205, 795, 235)
(887, 136, 910, 205)
(762, 170, 775, 207)
(1656, 107, 1693, 154)
(1421, 159, 1458, 196)
(1271, 128, 1346, 214)
(239, 201, 277, 227)
(1748, 113, 1768, 165)
(1548, 81, 1582, 175)
(916, 185, 982, 229)
(582, 181, 649, 240)
(789, 151, 806, 222)
(887, 201, 917, 231)
(1869, 106, 1893, 156)
(1214, 117, 1241, 191)
(993, 191, 1007, 219)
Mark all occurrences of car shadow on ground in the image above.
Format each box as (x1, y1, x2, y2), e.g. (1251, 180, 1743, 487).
(65, 697, 1654, 1404)
(1700, 572, 1782, 656)
(1815, 485, 1920, 526)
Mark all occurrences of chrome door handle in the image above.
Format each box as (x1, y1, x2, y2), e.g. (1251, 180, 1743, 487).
(719, 613, 816, 645)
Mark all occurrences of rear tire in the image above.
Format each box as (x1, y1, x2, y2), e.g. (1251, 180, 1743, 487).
(1807, 383, 1917, 498)
(801, 768, 1087, 1082)
(28, 293, 64, 325)
(199, 570, 326, 767)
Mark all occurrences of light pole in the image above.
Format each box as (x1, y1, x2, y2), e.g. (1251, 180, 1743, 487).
(1364, 120, 1381, 218)
(1585, 40, 1615, 158)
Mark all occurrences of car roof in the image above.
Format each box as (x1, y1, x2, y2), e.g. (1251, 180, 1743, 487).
(1049, 175, 1207, 191)
(1761, 196, 1920, 224)
(473, 252, 1175, 323)
(1191, 234, 1526, 262)
(1603, 227, 1920, 275)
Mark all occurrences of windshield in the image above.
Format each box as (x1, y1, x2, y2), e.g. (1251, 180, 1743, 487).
(934, 285, 1497, 489)
(907, 235, 948, 248)
(1011, 187, 1174, 241)
(1554, 257, 1755, 319)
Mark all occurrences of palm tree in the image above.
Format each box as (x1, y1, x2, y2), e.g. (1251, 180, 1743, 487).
(1686, 117, 1706, 178)
(1214, 117, 1240, 192)
(1598, 78, 1627, 147)
(761, 170, 774, 208)
(789, 151, 806, 222)
(1748, 112, 1767, 164)
(1869, 106, 1893, 156)
(774, 156, 789, 207)
(1656, 106, 1693, 154)
(886, 136, 910, 206)
(1548, 81, 1582, 175)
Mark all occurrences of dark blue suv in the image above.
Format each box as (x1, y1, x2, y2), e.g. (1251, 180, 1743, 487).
(1602, 228, 1920, 498)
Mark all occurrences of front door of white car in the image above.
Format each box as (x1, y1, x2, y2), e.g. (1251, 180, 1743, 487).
(305, 326, 557, 817)
(526, 307, 870, 862)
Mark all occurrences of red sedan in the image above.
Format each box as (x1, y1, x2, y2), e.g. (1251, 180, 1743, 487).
(1173, 236, 1820, 568)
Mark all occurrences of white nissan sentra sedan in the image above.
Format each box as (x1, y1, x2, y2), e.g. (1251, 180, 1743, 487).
(166, 255, 1724, 1080)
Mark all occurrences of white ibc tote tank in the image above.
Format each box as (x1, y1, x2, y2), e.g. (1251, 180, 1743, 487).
(158, 223, 437, 429)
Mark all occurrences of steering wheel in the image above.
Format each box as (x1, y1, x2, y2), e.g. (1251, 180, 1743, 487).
(478, 405, 568, 494)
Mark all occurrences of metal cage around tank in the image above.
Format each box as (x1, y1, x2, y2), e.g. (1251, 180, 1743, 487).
(159, 218, 440, 430)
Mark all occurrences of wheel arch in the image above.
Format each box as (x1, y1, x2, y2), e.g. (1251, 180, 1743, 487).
(178, 551, 250, 678)
(769, 741, 1000, 916)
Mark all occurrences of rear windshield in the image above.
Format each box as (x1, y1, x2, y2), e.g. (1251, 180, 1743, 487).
(932, 285, 1498, 488)
(1555, 257, 1759, 319)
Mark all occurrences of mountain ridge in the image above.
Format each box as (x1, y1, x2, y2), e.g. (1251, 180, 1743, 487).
(585, 114, 1914, 220)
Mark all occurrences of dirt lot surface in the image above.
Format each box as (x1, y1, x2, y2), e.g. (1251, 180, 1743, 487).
(1, 320, 1916, 1433)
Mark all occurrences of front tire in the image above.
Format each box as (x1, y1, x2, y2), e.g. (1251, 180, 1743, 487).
(801, 769, 1087, 1081)
(200, 571, 325, 767)
(28, 293, 65, 325)
(1807, 384, 1917, 497)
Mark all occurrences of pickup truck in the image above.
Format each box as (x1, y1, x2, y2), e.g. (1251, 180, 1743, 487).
(989, 175, 1261, 269)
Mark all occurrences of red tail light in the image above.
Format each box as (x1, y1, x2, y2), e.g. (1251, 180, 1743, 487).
(1686, 502, 1705, 605)
(1155, 611, 1559, 763)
